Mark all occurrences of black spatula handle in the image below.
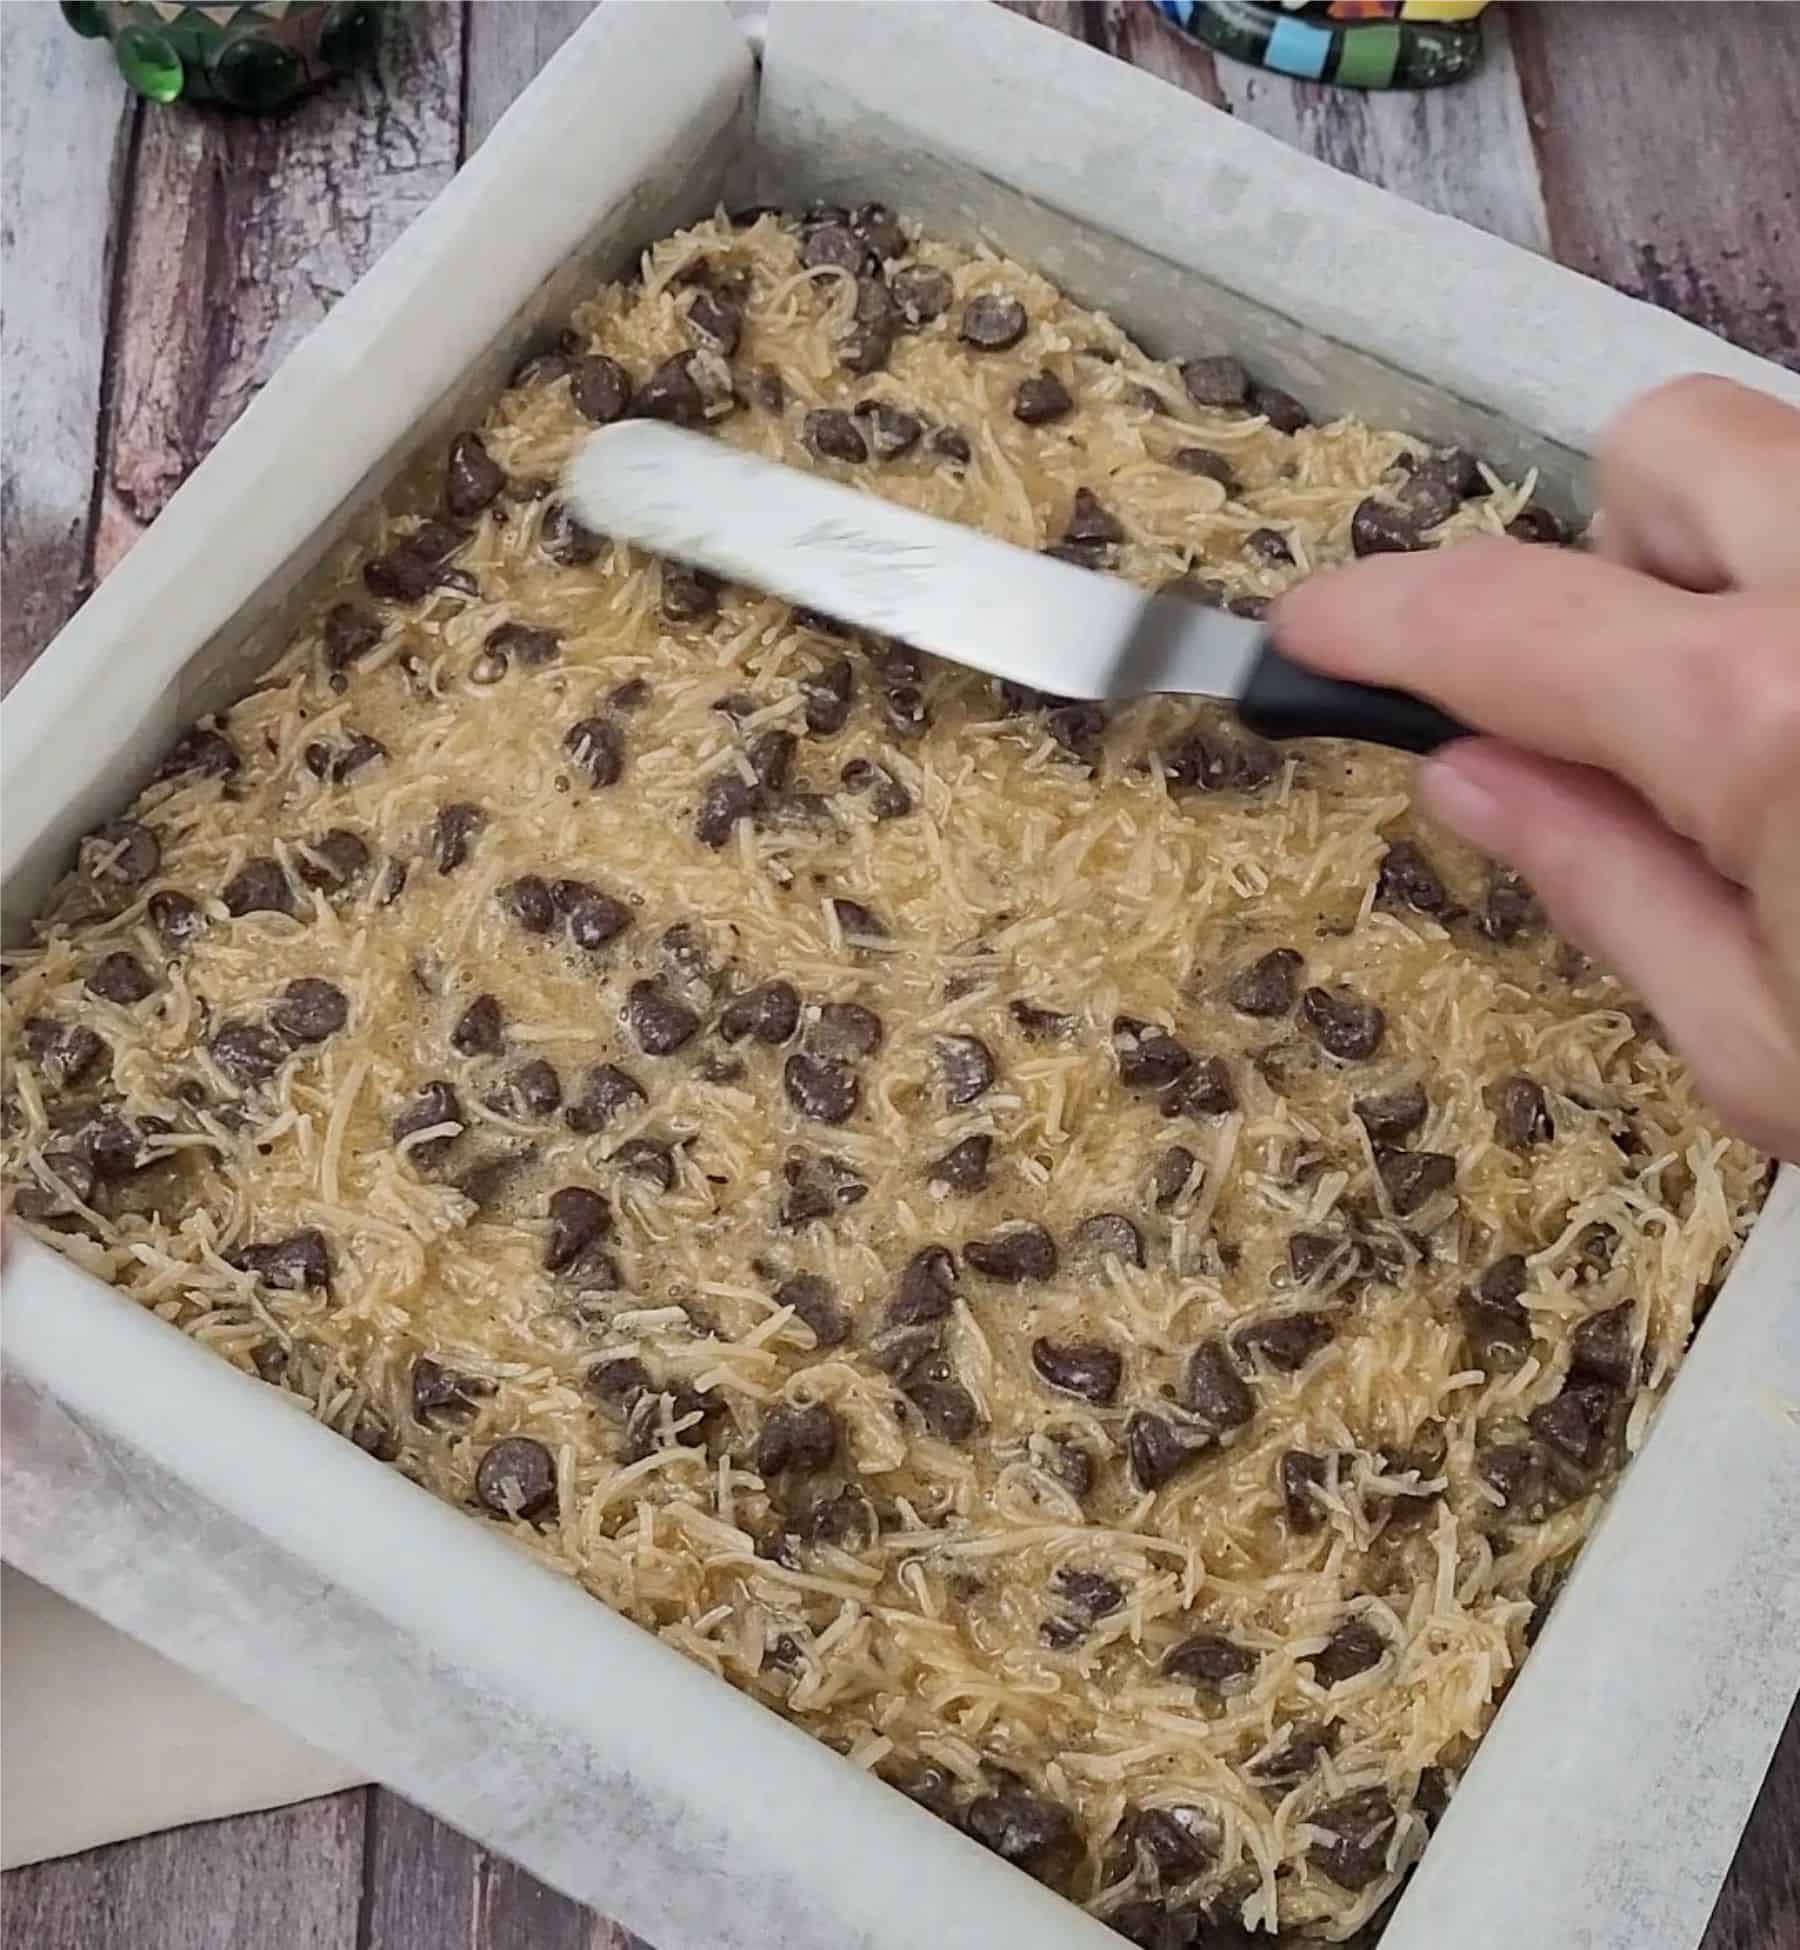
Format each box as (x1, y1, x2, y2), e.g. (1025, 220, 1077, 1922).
(1238, 637, 1469, 755)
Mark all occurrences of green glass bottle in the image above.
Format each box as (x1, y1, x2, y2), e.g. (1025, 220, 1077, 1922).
(59, 2, 381, 111)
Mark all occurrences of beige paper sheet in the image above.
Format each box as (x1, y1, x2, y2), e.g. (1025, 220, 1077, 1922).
(1, 1565, 359, 1870)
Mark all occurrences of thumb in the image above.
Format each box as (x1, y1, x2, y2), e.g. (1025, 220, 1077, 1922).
(1418, 740, 1800, 1160)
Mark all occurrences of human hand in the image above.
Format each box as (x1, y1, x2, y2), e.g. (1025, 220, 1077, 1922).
(1274, 376, 1800, 1161)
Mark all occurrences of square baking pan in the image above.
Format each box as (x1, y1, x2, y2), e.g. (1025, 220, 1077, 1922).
(3, 6, 1797, 1947)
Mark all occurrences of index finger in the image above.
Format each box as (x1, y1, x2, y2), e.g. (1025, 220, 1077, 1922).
(1271, 538, 1729, 845)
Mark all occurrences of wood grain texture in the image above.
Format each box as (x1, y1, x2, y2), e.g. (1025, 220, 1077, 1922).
(0, 4, 137, 692)
(1096, 4, 1547, 248)
(463, 0, 599, 154)
(1512, 2, 1800, 366)
(0, 1793, 364, 1950)
(93, 0, 463, 578)
(1701, 1699, 1800, 1950)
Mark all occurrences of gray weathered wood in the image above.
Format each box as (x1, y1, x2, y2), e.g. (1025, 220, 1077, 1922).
(0, 5, 137, 692)
(0, 1793, 364, 1950)
(1701, 1698, 1800, 1950)
(463, 0, 600, 154)
(1097, 3, 1549, 250)
(1512, 1, 1800, 366)
(93, 0, 464, 578)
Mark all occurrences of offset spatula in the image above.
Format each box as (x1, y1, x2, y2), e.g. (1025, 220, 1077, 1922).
(565, 423, 1467, 754)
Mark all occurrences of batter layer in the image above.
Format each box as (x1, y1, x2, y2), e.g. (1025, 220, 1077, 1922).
(1, 209, 1766, 1943)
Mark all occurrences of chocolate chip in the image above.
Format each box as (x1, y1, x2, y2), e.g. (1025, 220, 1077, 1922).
(487, 621, 562, 669)
(1478, 1442, 1538, 1508)
(1180, 356, 1249, 408)
(491, 1058, 562, 1119)
(1313, 1618, 1386, 1688)
(1507, 506, 1568, 545)
(364, 519, 471, 601)
(1066, 488, 1125, 548)
(1030, 1338, 1122, 1404)
(660, 562, 721, 624)
(1300, 985, 1385, 1060)
(147, 889, 204, 952)
(660, 921, 718, 992)
(565, 717, 625, 789)
(803, 408, 869, 463)
(905, 1373, 980, 1442)
(837, 283, 898, 377)
(1234, 1311, 1334, 1374)
(719, 981, 801, 1045)
(1250, 1724, 1334, 1788)
(756, 1402, 839, 1475)
(587, 1357, 650, 1414)
(393, 1080, 463, 1169)
(540, 499, 605, 566)
(831, 898, 886, 943)
(272, 978, 348, 1045)
(624, 980, 700, 1057)
(928, 425, 972, 464)
(774, 1273, 850, 1347)
(852, 400, 920, 461)
(1378, 1146, 1456, 1215)
(1113, 1016, 1193, 1090)
(158, 724, 241, 782)
(1127, 1412, 1199, 1492)
(22, 1019, 106, 1092)
(1006, 1000, 1070, 1043)
(562, 1066, 642, 1136)
(1054, 1569, 1124, 1625)
(1377, 839, 1448, 916)
(1530, 1382, 1615, 1466)
(230, 1229, 331, 1291)
(306, 732, 387, 781)
(324, 602, 381, 670)
(1251, 382, 1310, 433)
(1152, 1145, 1197, 1211)
(444, 993, 501, 1057)
(783, 1052, 860, 1125)
(451, 1147, 534, 1210)
(891, 264, 952, 325)
(839, 757, 911, 819)
(444, 432, 505, 518)
(1570, 1301, 1637, 1389)
(1072, 1213, 1144, 1269)
(1161, 1057, 1236, 1119)
(1171, 446, 1237, 489)
(86, 951, 154, 1006)
(1245, 526, 1293, 566)
(965, 1224, 1057, 1284)
(1478, 869, 1540, 943)
(1163, 1631, 1255, 1687)
(210, 1020, 289, 1088)
(888, 1246, 958, 1326)
(1354, 1084, 1428, 1143)
(1120, 1807, 1215, 1885)
(475, 1437, 557, 1520)
(960, 294, 1027, 350)
(222, 857, 295, 918)
(1351, 497, 1427, 557)
(1281, 1450, 1327, 1531)
(1309, 1787, 1396, 1891)
(544, 1185, 611, 1274)
(779, 1152, 867, 1227)
(1013, 370, 1073, 425)
(1491, 1073, 1554, 1149)
(681, 287, 740, 357)
(500, 876, 555, 935)
(934, 1034, 994, 1108)
(849, 201, 905, 260)
(964, 1787, 1077, 1880)
(928, 1134, 992, 1193)
(1162, 725, 1280, 794)
(411, 1356, 493, 1422)
(633, 352, 708, 426)
(801, 222, 871, 275)
(744, 729, 795, 794)
(695, 770, 759, 847)
(1182, 1339, 1253, 1434)
(296, 828, 370, 892)
(558, 883, 633, 951)
(559, 352, 631, 424)
(433, 803, 485, 875)
(803, 657, 855, 736)
(1289, 1234, 1349, 1285)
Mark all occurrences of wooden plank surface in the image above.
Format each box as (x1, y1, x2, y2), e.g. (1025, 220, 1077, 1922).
(1511, 1, 1800, 368)
(0, 1795, 364, 1950)
(0, 5, 137, 691)
(2, 2, 1796, 1946)
(92, 0, 463, 577)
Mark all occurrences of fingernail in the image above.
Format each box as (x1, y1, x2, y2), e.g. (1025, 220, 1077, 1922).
(1418, 749, 1506, 850)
